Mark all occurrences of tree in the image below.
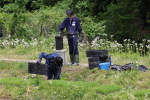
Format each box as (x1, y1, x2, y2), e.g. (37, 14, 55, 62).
(135, 0, 150, 39)
(104, 0, 150, 42)
(104, 0, 150, 55)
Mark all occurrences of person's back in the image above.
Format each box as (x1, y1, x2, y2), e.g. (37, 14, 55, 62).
(37, 52, 63, 79)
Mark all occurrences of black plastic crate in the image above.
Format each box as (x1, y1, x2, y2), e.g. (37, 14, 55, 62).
(93, 50, 108, 57)
(99, 57, 110, 62)
(86, 50, 108, 57)
(56, 45, 63, 50)
(86, 50, 94, 57)
(99, 56, 108, 60)
(88, 62, 99, 69)
(28, 62, 48, 75)
(55, 36, 63, 50)
(99, 55, 111, 62)
(88, 57, 99, 62)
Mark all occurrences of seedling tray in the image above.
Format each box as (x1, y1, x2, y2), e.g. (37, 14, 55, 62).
(28, 62, 48, 75)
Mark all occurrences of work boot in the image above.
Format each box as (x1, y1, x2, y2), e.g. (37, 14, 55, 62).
(70, 54, 74, 65)
(72, 54, 79, 66)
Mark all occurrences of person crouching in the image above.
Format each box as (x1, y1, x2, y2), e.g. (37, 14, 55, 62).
(37, 52, 63, 80)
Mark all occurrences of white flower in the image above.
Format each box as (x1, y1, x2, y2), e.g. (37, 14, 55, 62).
(110, 35, 114, 38)
(49, 80, 52, 84)
(31, 74, 36, 78)
(142, 39, 146, 41)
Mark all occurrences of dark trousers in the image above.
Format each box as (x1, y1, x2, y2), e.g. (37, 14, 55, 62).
(67, 35, 78, 55)
(47, 67, 61, 80)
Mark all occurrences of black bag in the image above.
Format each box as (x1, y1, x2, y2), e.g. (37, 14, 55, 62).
(109, 63, 136, 71)
(138, 65, 148, 71)
(109, 63, 148, 72)
(109, 65, 122, 71)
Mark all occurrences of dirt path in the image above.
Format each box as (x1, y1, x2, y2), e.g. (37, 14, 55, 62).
(0, 58, 37, 62)
(0, 59, 88, 67)
(0, 98, 11, 100)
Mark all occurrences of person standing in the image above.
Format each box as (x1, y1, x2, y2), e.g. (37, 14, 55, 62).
(37, 52, 63, 80)
(58, 9, 83, 65)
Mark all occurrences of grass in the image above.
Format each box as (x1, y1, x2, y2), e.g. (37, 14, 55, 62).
(96, 84, 122, 94)
(0, 60, 150, 99)
(111, 52, 150, 66)
(134, 89, 150, 98)
(0, 37, 150, 99)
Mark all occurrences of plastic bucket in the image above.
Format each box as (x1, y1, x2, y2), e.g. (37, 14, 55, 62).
(99, 62, 110, 70)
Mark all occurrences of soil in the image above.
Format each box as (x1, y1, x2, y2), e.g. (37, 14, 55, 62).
(62, 66, 87, 73)
(0, 58, 89, 75)
(0, 59, 88, 66)
(0, 98, 11, 100)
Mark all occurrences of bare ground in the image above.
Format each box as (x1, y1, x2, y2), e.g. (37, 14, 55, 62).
(0, 58, 88, 76)
(0, 59, 88, 67)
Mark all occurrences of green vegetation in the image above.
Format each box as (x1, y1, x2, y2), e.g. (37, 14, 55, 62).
(0, 0, 150, 99)
(0, 0, 150, 43)
(134, 89, 150, 98)
(0, 59, 150, 99)
(0, 37, 150, 100)
(96, 84, 122, 94)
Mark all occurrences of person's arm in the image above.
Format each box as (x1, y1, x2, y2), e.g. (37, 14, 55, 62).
(58, 18, 66, 34)
(38, 52, 53, 62)
(77, 18, 83, 42)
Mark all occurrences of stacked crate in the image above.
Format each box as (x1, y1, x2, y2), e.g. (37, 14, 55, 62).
(54, 35, 68, 65)
(86, 50, 111, 69)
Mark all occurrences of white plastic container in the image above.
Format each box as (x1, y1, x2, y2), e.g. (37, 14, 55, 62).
(53, 49, 68, 65)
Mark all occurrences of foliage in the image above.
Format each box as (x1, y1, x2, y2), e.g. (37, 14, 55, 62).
(0, 0, 150, 45)
(0, 0, 62, 12)
(104, 0, 150, 43)
(104, 0, 137, 43)
(70, 0, 114, 19)
(0, 0, 70, 39)
(0, 9, 65, 39)
(81, 17, 106, 41)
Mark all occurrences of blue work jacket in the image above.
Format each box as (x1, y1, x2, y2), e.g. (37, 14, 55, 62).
(59, 17, 82, 34)
(38, 52, 62, 70)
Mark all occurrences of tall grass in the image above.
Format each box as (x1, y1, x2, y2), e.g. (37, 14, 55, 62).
(0, 36, 150, 65)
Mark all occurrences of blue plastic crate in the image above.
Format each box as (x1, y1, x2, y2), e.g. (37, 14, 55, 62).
(99, 62, 110, 70)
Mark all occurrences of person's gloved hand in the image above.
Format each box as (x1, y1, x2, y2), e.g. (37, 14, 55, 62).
(57, 31, 61, 37)
(37, 58, 41, 65)
(78, 32, 83, 42)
